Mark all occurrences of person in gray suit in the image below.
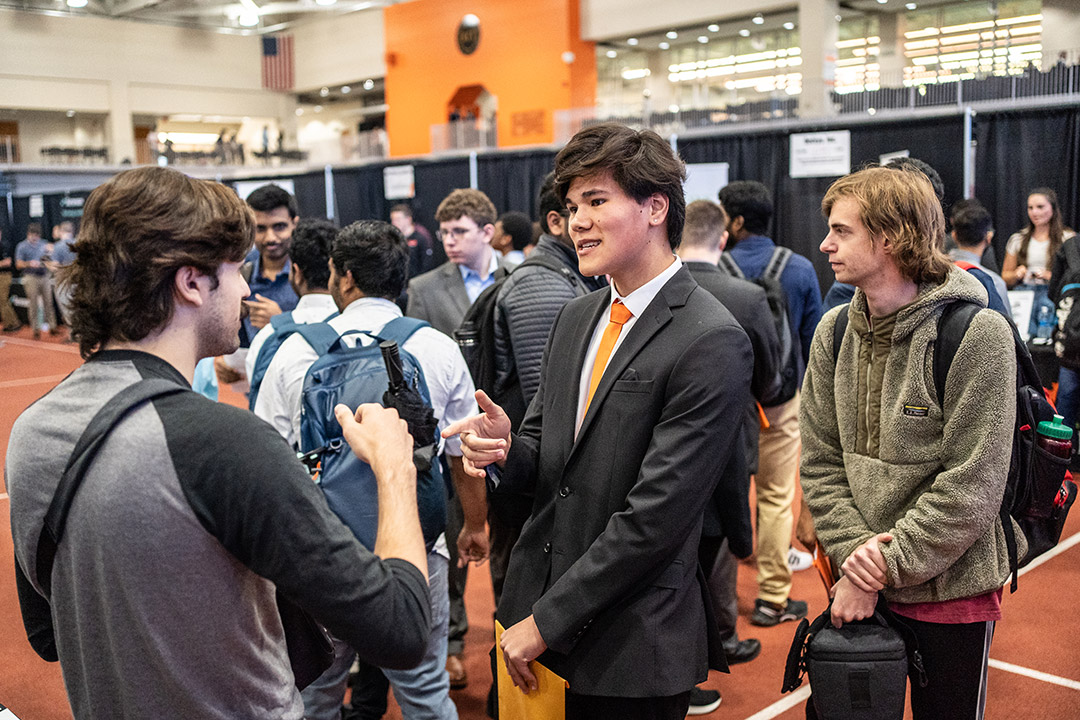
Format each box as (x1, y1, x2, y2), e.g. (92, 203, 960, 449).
(406, 187, 508, 690)
(445, 123, 752, 719)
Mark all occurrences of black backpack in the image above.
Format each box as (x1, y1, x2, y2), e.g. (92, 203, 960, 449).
(1052, 238, 1080, 370)
(720, 247, 799, 405)
(833, 301, 1077, 591)
(454, 254, 588, 428)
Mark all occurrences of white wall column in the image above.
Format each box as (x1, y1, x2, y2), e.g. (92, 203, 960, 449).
(798, 0, 840, 118)
(1041, 0, 1080, 69)
(107, 79, 136, 164)
(876, 11, 906, 82)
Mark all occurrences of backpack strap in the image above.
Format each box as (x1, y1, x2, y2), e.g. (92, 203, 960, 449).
(515, 253, 589, 294)
(269, 311, 295, 330)
(763, 246, 794, 282)
(36, 378, 187, 598)
(718, 253, 744, 279)
(294, 322, 342, 357)
(377, 316, 430, 347)
(933, 302, 981, 408)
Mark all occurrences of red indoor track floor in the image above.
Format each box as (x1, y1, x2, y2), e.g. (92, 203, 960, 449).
(2, 327, 1078, 719)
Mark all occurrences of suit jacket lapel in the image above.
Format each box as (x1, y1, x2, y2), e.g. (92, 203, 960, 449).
(443, 263, 471, 318)
(570, 266, 696, 453)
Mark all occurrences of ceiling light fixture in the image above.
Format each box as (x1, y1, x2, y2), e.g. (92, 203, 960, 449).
(627, 37, 639, 45)
(698, 36, 708, 44)
(753, 14, 764, 25)
(606, 49, 617, 58)
(319, 87, 330, 97)
(659, 41, 670, 50)
(315, 0, 336, 5)
(708, 24, 720, 32)
(238, 11, 259, 26)
(666, 31, 678, 39)
(739, 29, 751, 37)
(906, 2, 917, 7)
(341, 85, 351, 94)
(66, 0, 88, 7)
(66, 110, 76, 117)
(363, 79, 375, 90)
(783, 21, 795, 30)
(314, 105, 323, 113)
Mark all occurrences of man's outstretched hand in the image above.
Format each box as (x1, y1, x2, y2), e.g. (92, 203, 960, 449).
(441, 390, 512, 478)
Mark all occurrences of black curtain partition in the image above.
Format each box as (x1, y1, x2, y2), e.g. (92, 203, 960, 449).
(974, 107, 1080, 262)
(230, 171, 328, 220)
(678, 115, 967, 295)
(476, 149, 559, 220)
(333, 163, 392, 228)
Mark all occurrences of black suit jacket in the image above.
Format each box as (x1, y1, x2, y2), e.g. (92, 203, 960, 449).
(495, 265, 752, 697)
(685, 261, 783, 557)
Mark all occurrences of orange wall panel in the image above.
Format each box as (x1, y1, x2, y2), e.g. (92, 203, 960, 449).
(384, 0, 595, 156)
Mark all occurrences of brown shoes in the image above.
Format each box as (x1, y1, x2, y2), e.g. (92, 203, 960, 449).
(446, 653, 467, 690)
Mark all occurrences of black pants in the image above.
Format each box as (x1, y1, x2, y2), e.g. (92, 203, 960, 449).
(806, 617, 994, 720)
(566, 691, 691, 720)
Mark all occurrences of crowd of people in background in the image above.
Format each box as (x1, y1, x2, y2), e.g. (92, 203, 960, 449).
(4, 123, 1077, 720)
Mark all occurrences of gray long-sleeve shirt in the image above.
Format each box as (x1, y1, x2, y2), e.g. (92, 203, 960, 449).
(7, 350, 430, 719)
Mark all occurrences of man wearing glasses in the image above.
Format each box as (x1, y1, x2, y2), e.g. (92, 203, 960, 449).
(405, 187, 510, 693)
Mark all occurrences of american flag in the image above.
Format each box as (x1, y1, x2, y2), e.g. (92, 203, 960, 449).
(262, 35, 294, 91)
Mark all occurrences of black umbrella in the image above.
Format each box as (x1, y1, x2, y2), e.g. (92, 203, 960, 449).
(380, 340, 440, 473)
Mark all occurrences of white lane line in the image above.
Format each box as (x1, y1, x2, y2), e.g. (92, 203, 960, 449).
(742, 685, 811, 720)
(988, 659, 1080, 691)
(0, 374, 69, 389)
(1017, 530, 1080, 577)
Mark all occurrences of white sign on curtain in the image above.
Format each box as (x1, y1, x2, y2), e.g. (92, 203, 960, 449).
(384, 165, 416, 200)
(790, 131, 851, 178)
(683, 162, 730, 203)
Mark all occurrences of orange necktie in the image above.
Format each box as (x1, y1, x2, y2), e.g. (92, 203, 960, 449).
(584, 300, 633, 414)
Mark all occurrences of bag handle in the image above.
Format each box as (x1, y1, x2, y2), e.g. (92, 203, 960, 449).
(35, 378, 187, 598)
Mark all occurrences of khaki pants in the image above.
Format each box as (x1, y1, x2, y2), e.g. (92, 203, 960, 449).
(0, 271, 18, 328)
(755, 392, 801, 605)
(23, 273, 57, 331)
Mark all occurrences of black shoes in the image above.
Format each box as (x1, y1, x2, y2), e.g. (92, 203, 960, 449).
(750, 598, 809, 627)
(686, 686, 722, 715)
(723, 637, 762, 665)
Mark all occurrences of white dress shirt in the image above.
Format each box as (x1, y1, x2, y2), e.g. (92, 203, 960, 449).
(254, 296, 477, 457)
(575, 257, 683, 432)
(244, 293, 339, 382)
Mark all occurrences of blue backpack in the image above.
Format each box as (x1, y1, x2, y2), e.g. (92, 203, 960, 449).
(296, 316, 446, 552)
(247, 310, 339, 412)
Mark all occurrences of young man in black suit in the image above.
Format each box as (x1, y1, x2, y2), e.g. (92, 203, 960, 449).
(444, 123, 752, 719)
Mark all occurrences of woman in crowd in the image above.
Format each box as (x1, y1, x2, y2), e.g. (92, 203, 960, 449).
(1001, 188, 1075, 337)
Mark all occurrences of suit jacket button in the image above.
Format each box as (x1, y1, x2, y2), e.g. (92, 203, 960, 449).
(544, 542, 552, 553)
(559, 486, 571, 498)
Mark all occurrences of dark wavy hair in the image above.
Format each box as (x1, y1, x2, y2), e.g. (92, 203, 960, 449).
(554, 123, 686, 249)
(718, 181, 773, 237)
(290, 218, 337, 290)
(331, 220, 409, 300)
(60, 167, 254, 359)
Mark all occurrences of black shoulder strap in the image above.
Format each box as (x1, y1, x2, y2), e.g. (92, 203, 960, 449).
(718, 253, 744, 279)
(241, 261, 254, 285)
(1065, 236, 1080, 270)
(35, 378, 187, 598)
(933, 302, 981, 408)
(763, 247, 793, 282)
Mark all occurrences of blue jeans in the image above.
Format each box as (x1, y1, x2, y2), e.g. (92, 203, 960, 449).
(301, 551, 456, 720)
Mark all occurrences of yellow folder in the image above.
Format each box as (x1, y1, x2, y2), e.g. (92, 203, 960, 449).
(495, 620, 569, 720)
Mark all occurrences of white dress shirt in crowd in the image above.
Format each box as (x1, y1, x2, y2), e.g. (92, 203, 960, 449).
(244, 292, 340, 382)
